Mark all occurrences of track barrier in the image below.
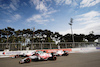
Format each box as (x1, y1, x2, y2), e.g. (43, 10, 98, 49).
(0, 47, 100, 58)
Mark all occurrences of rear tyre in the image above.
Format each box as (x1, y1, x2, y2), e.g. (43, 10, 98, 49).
(15, 55, 19, 58)
(52, 56, 57, 60)
(25, 58, 31, 63)
(65, 53, 69, 56)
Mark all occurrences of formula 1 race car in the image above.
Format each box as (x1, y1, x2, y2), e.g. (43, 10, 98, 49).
(19, 51, 57, 64)
(53, 50, 69, 56)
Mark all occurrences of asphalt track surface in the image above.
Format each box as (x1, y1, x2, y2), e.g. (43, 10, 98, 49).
(0, 52, 100, 67)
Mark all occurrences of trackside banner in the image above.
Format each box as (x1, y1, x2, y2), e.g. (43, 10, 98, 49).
(0, 50, 36, 55)
(71, 47, 96, 53)
(96, 47, 100, 49)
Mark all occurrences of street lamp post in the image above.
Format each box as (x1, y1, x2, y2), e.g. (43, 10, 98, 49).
(69, 18, 75, 48)
(31, 27, 35, 50)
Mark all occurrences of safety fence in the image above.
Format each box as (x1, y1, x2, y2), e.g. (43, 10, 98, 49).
(0, 42, 100, 51)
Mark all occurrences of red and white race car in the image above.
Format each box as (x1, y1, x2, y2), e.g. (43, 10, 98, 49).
(19, 51, 57, 64)
(53, 50, 69, 56)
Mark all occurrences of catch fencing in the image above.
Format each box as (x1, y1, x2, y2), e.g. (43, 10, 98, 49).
(0, 42, 100, 51)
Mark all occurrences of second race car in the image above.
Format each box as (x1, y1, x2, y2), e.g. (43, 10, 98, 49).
(53, 50, 69, 56)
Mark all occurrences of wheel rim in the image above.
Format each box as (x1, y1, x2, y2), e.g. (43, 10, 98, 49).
(26, 58, 31, 63)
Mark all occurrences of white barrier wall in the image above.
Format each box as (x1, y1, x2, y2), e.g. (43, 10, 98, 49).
(0, 50, 36, 56)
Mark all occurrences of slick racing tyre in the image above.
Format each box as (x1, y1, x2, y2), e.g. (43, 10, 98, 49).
(25, 58, 31, 63)
(66, 53, 69, 56)
(52, 56, 57, 60)
(65, 53, 69, 56)
(15, 55, 19, 58)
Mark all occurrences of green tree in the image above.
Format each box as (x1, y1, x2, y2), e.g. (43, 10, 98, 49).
(85, 34, 98, 42)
